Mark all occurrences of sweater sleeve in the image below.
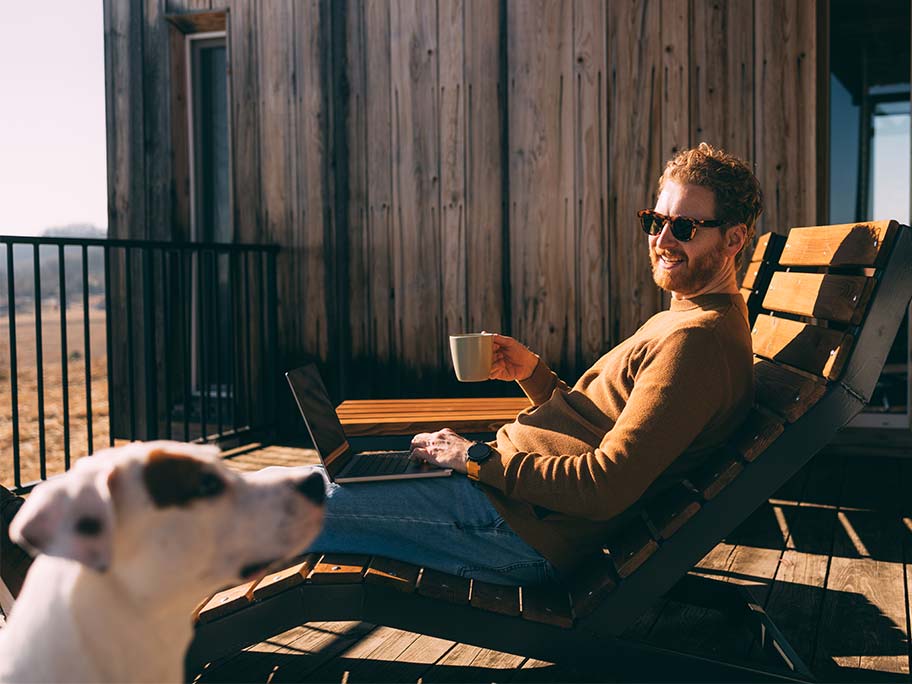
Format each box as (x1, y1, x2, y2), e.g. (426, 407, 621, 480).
(476, 327, 729, 520)
(516, 358, 571, 406)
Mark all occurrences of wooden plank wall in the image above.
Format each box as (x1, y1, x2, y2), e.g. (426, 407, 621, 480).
(104, 0, 822, 412)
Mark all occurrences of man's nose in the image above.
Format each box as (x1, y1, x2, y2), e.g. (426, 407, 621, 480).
(654, 220, 679, 250)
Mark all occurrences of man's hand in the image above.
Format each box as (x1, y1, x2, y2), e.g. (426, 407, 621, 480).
(410, 428, 471, 474)
(488, 333, 538, 382)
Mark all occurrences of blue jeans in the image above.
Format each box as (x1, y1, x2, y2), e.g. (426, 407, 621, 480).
(266, 466, 556, 586)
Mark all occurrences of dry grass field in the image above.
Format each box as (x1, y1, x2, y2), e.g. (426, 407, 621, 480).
(0, 301, 111, 487)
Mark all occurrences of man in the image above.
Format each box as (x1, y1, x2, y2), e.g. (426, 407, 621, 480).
(0, 143, 761, 595)
(303, 142, 761, 584)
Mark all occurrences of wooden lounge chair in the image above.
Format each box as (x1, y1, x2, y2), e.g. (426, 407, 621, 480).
(188, 220, 912, 682)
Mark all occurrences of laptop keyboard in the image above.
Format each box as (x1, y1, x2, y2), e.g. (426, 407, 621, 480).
(345, 451, 414, 477)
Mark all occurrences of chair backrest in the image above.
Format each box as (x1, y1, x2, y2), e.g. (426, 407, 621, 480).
(575, 220, 912, 636)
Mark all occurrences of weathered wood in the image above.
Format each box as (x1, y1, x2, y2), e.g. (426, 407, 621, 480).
(252, 554, 318, 600)
(762, 272, 873, 324)
(574, 0, 610, 363)
(751, 313, 853, 380)
(508, 0, 576, 369)
(814, 457, 909, 677)
(730, 408, 784, 462)
(365, 556, 421, 593)
(607, 0, 664, 343)
(361, 0, 397, 380)
(643, 483, 701, 539)
(605, 519, 659, 579)
(761, 455, 844, 667)
(779, 220, 898, 268)
(520, 585, 574, 628)
(196, 579, 258, 623)
(753, 0, 818, 236)
(290, 0, 332, 366)
(690, 0, 753, 160)
(308, 553, 370, 584)
(753, 358, 827, 423)
(416, 568, 471, 605)
(390, 0, 441, 380)
(684, 452, 744, 500)
(470, 580, 521, 617)
(439, 0, 467, 358)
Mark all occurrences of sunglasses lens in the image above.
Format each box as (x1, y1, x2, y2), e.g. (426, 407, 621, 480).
(640, 214, 660, 235)
(671, 217, 695, 241)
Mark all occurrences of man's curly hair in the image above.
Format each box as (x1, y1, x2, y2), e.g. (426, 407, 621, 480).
(658, 142, 763, 267)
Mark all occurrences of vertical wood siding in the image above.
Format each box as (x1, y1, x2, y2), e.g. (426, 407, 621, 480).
(105, 0, 822, 404)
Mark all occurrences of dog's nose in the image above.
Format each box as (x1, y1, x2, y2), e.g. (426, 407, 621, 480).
(295, 472, 326, 505)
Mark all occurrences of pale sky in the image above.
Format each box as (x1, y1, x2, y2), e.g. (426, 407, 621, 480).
(0, 0, 107, 236)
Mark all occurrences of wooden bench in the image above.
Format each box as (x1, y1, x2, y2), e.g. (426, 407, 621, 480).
(336, 396, 531, 437)
(190, 221, 912, 682)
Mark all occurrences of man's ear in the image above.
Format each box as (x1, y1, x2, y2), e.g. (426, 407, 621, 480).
(9, 463, 116, 572)
(724, 223, 747, 256)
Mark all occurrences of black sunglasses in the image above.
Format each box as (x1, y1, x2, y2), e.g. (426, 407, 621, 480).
(637, 209, 725, 242)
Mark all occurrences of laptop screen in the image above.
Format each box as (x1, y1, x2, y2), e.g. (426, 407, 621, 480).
(285, 365, 352, 473)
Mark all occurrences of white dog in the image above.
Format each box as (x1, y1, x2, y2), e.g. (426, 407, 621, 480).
(0, 441, 325, 683)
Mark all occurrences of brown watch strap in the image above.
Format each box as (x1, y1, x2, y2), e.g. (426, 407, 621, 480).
(466, 458, 481, 481)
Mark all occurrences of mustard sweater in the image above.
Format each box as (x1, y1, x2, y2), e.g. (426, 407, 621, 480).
(476, 293, 754, 573)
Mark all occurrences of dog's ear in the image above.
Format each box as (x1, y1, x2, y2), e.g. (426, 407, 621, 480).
(10, 463, 116, 572)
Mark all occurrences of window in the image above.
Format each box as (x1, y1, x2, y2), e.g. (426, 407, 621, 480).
(829, 0, 911, 428)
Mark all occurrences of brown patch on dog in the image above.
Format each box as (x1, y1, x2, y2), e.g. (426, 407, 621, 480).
(143, 450, 226, 508)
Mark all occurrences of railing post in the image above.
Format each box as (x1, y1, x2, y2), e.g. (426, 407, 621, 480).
(267, 250, 279, 442)
(142, 247, 158, 439)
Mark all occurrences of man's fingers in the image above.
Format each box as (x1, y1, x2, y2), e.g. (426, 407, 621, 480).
(411, 432, 432, 448)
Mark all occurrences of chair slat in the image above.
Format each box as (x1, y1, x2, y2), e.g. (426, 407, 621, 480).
(196, 579, 258, 623)
(685, 452, 744, 500)
(730, 408, 785, 462)
(752, 314, 853, 380)
(644, 484, 702, 539)
(751, 232, 777, 263)
(604, 520, 658, 578)
(307, 554, 370, 584)
(470, 580, 521, 616)
(754, 359, 827, 422)
(742, 261, 762, 289)
(364, 556, 420, 592)
(416, 568, 471, 605)
(762, 272, 873, 323)
(778, 220, 897, 267)
(521, 585, 574, 628)
(740, 288, 752, 305)
(252, 555, 318, 600)
(568, 554, 618, 618)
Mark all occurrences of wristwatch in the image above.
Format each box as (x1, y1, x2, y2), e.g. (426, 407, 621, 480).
(466, 442, 493, 480)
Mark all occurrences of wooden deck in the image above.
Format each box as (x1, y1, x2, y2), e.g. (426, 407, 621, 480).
(197, 443, 912, 683)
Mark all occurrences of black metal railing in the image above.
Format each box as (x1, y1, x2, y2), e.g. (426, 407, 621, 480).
(0, 235, 279, 494)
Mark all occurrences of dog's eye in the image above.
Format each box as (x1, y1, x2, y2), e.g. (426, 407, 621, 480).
(196, 473, 225, 499)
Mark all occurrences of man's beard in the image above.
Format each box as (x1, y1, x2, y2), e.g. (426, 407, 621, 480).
(650, 243, 726, 295)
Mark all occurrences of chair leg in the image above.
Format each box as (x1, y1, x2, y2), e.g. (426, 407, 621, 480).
(665, 573, 815, 682)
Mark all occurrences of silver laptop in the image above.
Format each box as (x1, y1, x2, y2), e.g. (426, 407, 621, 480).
(285, 365, 453, 483)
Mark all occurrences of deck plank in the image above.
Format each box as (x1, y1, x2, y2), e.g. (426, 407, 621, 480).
(759, 454, 845, 666)
(195, 621, 375, 683)
(421, 644, 525, 683)
(814, 457, 910, 679)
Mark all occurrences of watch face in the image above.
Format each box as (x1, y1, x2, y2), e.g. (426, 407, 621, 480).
(468, 442, 492, 462)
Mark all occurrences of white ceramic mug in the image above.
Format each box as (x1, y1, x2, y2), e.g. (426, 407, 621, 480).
(449, 333, 494, 382)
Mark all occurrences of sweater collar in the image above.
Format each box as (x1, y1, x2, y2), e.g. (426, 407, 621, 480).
(669, 293, 743, 312)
